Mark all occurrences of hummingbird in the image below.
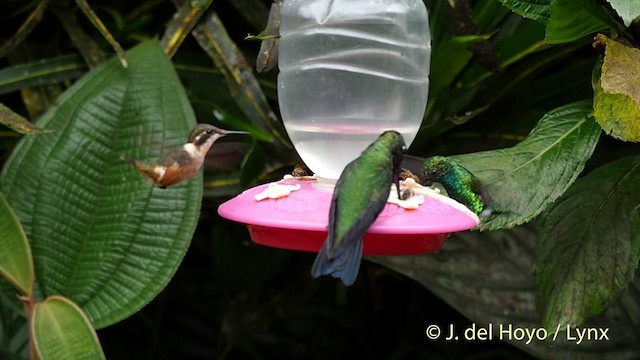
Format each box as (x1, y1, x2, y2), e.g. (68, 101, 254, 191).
(400, 168, 421, 183)
(311, 131, 406, 286)
(291, 163, 309, 177)
(120, 123, 248, 188)
(421, 156, 486, 215)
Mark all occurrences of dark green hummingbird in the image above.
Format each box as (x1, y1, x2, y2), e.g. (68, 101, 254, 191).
(421, 156, 486, 215)
(311, 131, 406, 286)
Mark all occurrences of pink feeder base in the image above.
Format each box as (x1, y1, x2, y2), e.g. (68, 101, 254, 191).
(247, 225, 447, 255)
(217, 178, 478, 255)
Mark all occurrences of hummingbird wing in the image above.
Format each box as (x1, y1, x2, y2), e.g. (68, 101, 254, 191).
(311, 156, 392, 286)
(327, 182, 389, 256)
(152, 148, 199, 188)
(311, 131, 404, 286)
(470, 175, 505, 217)
(155, 147, 191, 167)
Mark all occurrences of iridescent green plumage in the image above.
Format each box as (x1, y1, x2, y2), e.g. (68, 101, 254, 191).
(311, 131, 406, 286)
(421, 156, 485, 214)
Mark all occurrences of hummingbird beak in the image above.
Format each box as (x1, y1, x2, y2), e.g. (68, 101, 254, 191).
(393, 170, 401, 199)
(221, 129, 250, 136)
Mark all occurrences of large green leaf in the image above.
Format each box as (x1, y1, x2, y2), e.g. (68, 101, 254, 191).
(32, 296, 105, 360)
(545, 0, 611, 44)
(0, 40, 202, 328)
(452, 101, 600, 230)
(496, 0, 552, 24)
(535, 156, 640, 331)
(0, 193, 33, 296)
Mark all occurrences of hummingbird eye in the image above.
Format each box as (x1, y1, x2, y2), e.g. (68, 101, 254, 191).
(204, 129, 213, 134)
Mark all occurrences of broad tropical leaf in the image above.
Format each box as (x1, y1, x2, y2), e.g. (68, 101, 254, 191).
(496, 0, 552, 24)
(32, 296, 105, 360)
(1, 40, 201, 328)
(0, 193, 33, 296)
(536, 156, 640, 331)
(453, 101, 600, 230)
(545, 0, 611, 44)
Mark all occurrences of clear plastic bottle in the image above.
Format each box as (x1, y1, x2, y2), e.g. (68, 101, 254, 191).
(278, 0, 431, 179)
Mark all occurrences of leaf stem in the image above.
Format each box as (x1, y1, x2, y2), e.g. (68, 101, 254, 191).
(75, 0, 128, 68)
(19, 293, 37, 360)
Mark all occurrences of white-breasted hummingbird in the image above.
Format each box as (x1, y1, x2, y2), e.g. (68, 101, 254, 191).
(121, 123, 248, 188)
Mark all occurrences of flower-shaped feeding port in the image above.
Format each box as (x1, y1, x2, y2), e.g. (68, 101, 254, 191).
(218, 0, 480, 255)
(218, 177, 479, 255)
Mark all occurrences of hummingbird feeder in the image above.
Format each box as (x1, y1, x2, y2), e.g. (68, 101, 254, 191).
(218, 0, 479, 255)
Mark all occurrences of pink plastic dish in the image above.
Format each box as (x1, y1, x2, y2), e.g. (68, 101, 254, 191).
(217, 179, 479, 255)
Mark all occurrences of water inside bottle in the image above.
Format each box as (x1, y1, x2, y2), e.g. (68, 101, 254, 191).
(286, 121, 418, 179)
(278, 0, 430, 180)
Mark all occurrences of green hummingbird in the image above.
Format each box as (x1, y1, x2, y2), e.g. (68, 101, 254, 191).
(311, 131, 406, 286)
(421, 156, 486, 215)
(121, 123, 248, 188)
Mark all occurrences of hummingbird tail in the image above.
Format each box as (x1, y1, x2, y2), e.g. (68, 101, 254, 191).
(119, 155, 160, 184)
(310, 239, 363, 286)
(119, 155, 137, 165)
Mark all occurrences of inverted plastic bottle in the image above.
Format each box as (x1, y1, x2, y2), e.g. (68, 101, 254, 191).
(278, 0, 431, 179)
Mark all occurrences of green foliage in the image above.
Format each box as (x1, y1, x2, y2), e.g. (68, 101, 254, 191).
(211, 105, 274, 143)
(453, 101, 600, 231)
(1, 40, 201, 328)
(32, 296, 105, 360)
(160, 0, 212, 58)
(496, 0, 551, 23)
(0, 103, 53, 135)
(536, 156, 640, 331)
(373, 226, 640, 358)
(497, 0, 619, 44)
(192, 12, 289, 150)
(0, 55, 87, 96)
(0, 286, 28, 359)
(0, 0, 640, 358)
(429, 34, 491, 101)
(0, 193, 33, 296)
(545, 0, 611, 44)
